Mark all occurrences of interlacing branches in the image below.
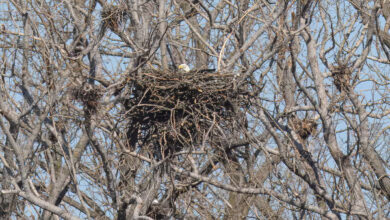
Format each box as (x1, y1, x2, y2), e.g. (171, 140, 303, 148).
(0, 0, 389, 219)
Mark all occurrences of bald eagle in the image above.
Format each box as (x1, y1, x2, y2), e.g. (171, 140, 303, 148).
(178, 64, 191, 72)
(178, 63, 216, 73)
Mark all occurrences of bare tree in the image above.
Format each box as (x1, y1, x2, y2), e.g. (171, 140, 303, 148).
(0, 0, 389, 219)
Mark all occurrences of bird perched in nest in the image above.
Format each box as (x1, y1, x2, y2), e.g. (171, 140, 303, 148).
(178, 63, 216, 73)
(178, 64, 191, 73)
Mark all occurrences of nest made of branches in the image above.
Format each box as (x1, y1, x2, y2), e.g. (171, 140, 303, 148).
(72, 84, 103, 114)
(290, 116, 317, 140)
(330, 63, 352, 92)
(122, 69, 251, 158)
(101, 5, 128, 32)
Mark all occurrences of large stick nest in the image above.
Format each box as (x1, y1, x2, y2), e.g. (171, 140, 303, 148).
(121, 69, 251, 158)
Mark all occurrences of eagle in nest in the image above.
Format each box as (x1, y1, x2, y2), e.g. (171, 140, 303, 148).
(178, 64, 216, 74)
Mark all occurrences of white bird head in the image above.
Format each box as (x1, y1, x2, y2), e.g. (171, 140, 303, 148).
(178, 64, 190, 72)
